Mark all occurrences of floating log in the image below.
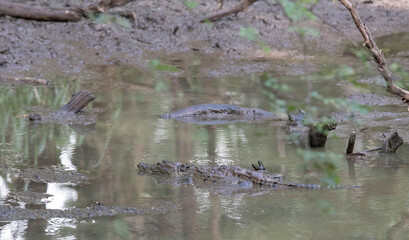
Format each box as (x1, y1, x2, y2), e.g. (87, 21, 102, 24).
(58, 90, 95, 114)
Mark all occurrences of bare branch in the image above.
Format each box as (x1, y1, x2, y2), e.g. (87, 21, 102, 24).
(338, 0, 409, 109)
(0, 0, 136, 22)
(201, 0, 258, 22)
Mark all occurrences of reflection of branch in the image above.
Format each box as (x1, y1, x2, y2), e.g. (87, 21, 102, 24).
(339, 0, 409, 109)
(387, 210, 409, 240)
(201, 0, 258, 22)
(0, 0, 136, 22)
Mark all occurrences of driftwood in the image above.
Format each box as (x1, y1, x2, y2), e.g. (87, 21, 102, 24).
(0, 75, 49, 85)
(339, 0, 409, 110)
(29, 90, 95, 122)
(201, 0, 258, 22)
(58, 90, 95, 114)
(0, 0, 136, 22)
(347, 131, 403, 156)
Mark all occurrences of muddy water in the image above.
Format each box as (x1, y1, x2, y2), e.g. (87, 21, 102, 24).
(1, 55, 409, 239)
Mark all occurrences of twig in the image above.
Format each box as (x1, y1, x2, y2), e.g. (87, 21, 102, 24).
(0, 75, 49, 85)
(339, 0, 409, 110)
(201, 0, 258, 22)
(0, 0, 136, 22)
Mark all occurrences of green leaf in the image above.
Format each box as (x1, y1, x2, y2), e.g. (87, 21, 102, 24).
(278, 0, 317, 21)
(239, 27, 259, 41)
(149, 60, 180, 73)
(184, 1, 198, 10)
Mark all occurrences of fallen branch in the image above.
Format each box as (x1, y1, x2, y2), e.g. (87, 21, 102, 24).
(0, 0, 136, 22)
(0, 75, 49, 85)
(347, 131, 403, 156)
(58, 90, 96, 114)
(339, 0, 409, 110)
(201, 0, 258, 22)
(28, 90, 95, 122)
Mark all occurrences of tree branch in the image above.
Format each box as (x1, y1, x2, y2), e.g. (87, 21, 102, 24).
(339, 0, 409, 110)
(0, 0, 136, 22)
(201, 0, 258, 22)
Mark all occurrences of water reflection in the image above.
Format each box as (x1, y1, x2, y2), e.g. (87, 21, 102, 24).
(2, 45, 409, 239)
(46, 183, 78, 210)
(0, 220, 27, 240)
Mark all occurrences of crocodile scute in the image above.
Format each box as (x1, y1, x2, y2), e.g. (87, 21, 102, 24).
(137, 160, 359, 190)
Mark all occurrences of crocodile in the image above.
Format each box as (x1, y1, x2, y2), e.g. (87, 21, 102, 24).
(160, 104, 280, 124)
(137, 160, 358, 189)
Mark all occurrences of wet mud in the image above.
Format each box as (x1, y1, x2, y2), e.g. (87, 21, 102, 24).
(1, 0, 409, 223)
(0, 202, 179, 221)
(1, 0, 409, 78)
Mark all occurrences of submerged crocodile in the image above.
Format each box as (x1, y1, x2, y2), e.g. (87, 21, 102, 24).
(137, 160, 358, 189)
(160, 104, 279, 124)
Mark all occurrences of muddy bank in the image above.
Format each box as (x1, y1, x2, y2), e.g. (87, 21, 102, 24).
(1, 0, 409, 78)
(0, 201, 179, 221)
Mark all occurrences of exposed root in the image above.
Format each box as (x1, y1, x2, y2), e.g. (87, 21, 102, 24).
(201, 0, 259, 22)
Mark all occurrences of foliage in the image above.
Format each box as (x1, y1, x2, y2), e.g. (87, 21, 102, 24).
(184, 0, 198, 10)
(276, 0, 317, 22)
(149, 59, 180, 73)
(297, 148, 342, 186)
(87, 13, 131, 28)
(239, 27, 271, 53)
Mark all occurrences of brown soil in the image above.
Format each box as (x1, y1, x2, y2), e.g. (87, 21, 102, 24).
(1, 0, 409, 78)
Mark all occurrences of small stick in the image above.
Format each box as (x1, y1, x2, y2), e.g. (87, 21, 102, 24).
(201, 0, 258, 22)
(0, 76, 49, 85)
(346, 132, 356, 154)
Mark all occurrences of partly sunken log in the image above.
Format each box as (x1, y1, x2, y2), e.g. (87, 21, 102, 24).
(379, 132, 403, 154)
(348, 131, 403, 156)
(308, 120, 337, 148)
(28, 90, 95, 123)
(346, 132, 356, 154)
(58, 90, 95, 114)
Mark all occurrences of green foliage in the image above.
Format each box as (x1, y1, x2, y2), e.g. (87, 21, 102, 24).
(277, 0, 317, 21)
(390, 63, 409, 88)
(316, 199, 336, 215)
(260, 74, 290, 113)
(297, 149, 342, 186)
(149, 59, 180, 73)
(239, 27, 259, 41)
(288, 26, 319, 37)
(310, 91, 370, 113)
(184, 0, 198, 10)
(87, 13, 131, 28)
(239, 27, 272, 53)
(261, 73, 290, 93)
